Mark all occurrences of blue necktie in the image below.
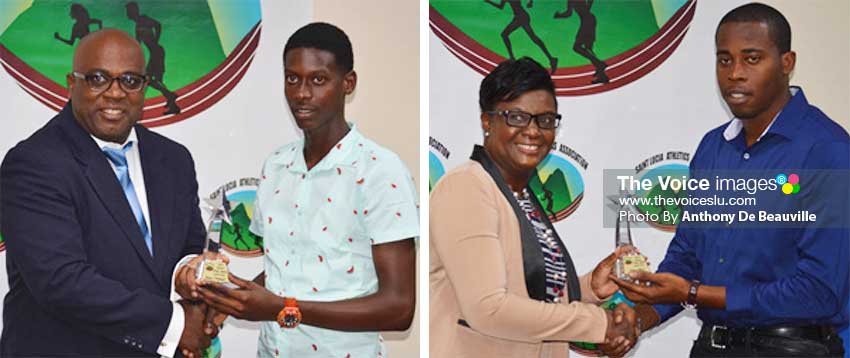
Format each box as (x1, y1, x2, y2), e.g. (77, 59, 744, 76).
(102, 142, 153, 256)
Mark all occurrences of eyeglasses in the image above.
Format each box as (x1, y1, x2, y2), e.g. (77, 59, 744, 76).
(71, 71, 148, 93)
(486, 109, 562, 129)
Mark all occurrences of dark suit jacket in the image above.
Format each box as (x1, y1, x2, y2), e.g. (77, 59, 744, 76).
(0, 104, 205, 357)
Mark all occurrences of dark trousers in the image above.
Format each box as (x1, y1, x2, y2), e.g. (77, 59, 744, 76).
(690, 325, 845, 358)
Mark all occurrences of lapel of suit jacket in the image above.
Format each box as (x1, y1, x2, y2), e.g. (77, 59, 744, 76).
(59, 105, 158, 278)
(136, 126, 175, 288)
(469, 145, 547, 301)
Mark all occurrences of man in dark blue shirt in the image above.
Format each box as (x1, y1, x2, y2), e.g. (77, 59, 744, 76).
(614, 3, 849, 357)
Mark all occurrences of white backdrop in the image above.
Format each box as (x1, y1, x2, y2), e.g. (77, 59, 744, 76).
(0, 1, 395, 357)
(428, 1, 848, 357)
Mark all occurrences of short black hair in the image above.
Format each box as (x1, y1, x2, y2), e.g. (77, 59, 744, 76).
(717, 2, 791, 53)
(283, 22, 353, 73)
(479, 57, 555, 112)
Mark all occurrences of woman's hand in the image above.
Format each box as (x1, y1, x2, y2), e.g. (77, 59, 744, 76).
(599, 303, 639, 357)
(197, 273, 283, 322)
(591, 245, 641, 299)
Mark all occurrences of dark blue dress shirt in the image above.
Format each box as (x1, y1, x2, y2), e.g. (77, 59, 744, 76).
(653, 87, 850, 328)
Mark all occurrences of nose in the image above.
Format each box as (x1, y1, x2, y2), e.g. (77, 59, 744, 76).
(728, 58, 746, 81)
(522, 118, 543, 138)
(294, 82, 312, 101)
(101, 78, 127, 99)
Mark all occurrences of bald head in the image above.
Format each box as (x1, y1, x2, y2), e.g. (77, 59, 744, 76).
(72, 29, 144, 72)
(67, 28, 148, 143)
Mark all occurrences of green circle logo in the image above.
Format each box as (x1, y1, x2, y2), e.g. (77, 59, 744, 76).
(530, 152, 585, 222)
(429, 151, 446, 192)
(0, 0, 262, 127)
(430, 0, 696, 95)
(209, 179, 263, 257)
(634, 163, 689, 231)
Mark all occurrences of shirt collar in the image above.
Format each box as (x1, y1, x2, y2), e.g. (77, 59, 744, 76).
(287, 122, 363, 173)
(91, 127, 138, 150)
(722, 86, 806, 142)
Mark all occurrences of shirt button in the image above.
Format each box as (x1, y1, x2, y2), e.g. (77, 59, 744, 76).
(718, 258, 725, 264)
(743, 152, 750, 160)
(160, 342, 167, 347)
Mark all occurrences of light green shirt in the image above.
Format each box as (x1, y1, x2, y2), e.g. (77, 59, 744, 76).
(250, 124, 419, 358)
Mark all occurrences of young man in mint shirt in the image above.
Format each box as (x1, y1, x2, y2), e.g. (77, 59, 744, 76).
(196, 23, 418, 358)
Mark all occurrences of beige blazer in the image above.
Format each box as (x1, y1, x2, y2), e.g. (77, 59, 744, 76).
(430, 161, 608, 358)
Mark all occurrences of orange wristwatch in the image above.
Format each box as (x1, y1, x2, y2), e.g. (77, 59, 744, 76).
(277, 297, 302, 328)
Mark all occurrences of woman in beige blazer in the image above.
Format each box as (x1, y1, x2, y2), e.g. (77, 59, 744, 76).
(430, 57, 638, 357)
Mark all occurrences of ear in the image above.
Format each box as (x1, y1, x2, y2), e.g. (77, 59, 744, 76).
(66, 73, 75, 95)
(781, 50, 796, 77)
(480, 111, 491, 136)
(343, 70, 357, 95)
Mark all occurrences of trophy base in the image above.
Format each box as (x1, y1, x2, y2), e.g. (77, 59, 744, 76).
(615, 254, 650, 282)
(197, 259, 231, 285)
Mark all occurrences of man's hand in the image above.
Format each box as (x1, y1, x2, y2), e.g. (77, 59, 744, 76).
(612, 271, 689, 305)
(175, 254, 230, 300)
(599, 304, 639, 357)
(177, 301, 212, 358)
(203, 307, 228, 337)
(599, 303, 638, 357)
(591, 245, 637, 299)
(197, 273, 283, 322)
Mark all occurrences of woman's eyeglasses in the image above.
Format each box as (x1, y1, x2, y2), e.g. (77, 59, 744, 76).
(486, 109, 561, 129)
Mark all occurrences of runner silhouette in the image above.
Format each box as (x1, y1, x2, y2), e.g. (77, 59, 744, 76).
(542, 185, 556, 217)
(54, 4, 102, 46)
(555, 0, 609, 84)
(230, 221, 250, 250)
(485, 0, 558, 74)
(126, 2, 181, 115)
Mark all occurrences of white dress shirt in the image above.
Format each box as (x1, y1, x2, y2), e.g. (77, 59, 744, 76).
(91, 128, 184, 357)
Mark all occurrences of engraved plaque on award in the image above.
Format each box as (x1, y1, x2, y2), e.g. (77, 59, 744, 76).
(197, 194, 233, 285)
(614, 204, 650, 281)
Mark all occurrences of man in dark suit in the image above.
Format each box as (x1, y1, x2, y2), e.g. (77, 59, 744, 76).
(0, 29, 211, 357)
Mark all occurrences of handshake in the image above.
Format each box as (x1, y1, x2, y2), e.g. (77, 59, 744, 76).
(172, 252, 285, 357)
(598, 302, 639, 357)
(589, 246, 643, 357)
(588, 245, 689, 357)
(171, 254, 231, 358)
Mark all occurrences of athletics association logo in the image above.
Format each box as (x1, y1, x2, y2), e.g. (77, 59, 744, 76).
(623, 151, 690, 231)
(529, 142, 588, 222)
(0, 0, 261, 127)
(208, 178, 264, 257)
(429, 0, 695, 96)
(429, 136, 450, 192)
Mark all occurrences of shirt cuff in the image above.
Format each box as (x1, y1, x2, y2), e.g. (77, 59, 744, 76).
(170, 254, 199, 302)
(653, 302, 684, 324)
(156, 302, 184, 357)
(725, 282, 753, 316)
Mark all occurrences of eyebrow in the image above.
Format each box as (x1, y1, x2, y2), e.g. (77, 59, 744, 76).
(715, 48, 765, 56)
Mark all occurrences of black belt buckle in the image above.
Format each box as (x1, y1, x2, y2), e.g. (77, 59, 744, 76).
(710, 325, 728, 349)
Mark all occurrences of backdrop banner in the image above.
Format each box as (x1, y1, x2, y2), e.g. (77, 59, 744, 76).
(0, 1, 311, 356)
(429, 1, 847, 357)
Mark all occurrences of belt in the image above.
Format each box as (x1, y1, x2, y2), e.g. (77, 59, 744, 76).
(697, 324, 844, 356)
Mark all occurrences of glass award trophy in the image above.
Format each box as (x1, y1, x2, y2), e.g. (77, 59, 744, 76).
(197, 194, 233, 285)
(614, 203, 650, 281)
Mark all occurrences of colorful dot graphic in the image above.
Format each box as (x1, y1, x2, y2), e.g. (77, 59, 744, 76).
(778, 173, 800, 195)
